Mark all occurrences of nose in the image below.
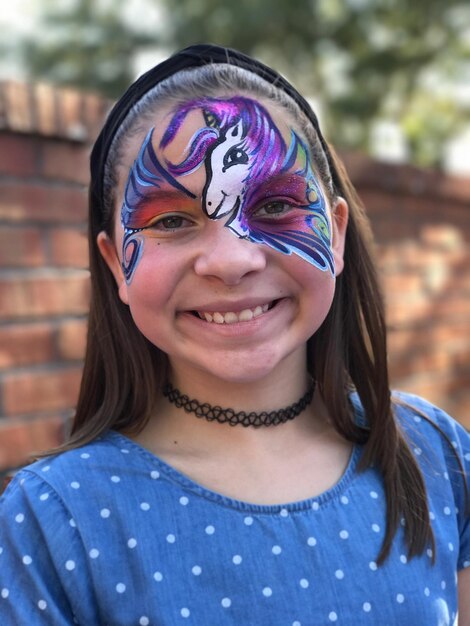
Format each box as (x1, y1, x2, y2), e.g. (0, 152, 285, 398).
(194, 221, 266, 285)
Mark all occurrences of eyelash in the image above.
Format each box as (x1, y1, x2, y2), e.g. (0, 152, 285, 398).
(139, 199, 298, 233)
(252, 201, 296, 219)
(149, 214, 195, 232)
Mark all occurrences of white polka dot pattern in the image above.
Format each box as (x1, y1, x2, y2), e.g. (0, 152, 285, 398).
(0, 397, 466, 625)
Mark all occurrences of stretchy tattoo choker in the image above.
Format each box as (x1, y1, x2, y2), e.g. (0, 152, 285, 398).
(162, 380, 315, 427)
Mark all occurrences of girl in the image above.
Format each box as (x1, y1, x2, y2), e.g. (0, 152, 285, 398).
(0, 44, 468, 625)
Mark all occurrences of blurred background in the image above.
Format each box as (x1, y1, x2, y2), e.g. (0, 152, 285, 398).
(0, 0, 469, 478)
(2, 0, 470, 171)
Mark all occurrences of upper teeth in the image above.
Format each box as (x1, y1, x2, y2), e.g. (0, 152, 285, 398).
(198, 303, 270, 324)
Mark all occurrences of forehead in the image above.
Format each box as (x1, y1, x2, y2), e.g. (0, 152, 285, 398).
(123, 94, 303, 167)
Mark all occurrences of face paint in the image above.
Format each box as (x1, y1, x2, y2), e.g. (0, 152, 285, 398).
(162, 97, 335, 275)
(120, 128, 195, 283)
(120, 96, 335, 283)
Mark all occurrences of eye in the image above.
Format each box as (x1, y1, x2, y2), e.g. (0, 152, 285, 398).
(150, 214, 193, 231)
(253, 201, 292, 219)
(223, 146, 249, 171)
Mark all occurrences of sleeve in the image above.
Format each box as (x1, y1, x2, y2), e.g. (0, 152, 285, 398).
(394, 394, 470, 571)
(0, 469, 95, 625)
(431, 405, 470, 571)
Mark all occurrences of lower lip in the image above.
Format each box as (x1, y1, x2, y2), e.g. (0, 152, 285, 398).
(177, 299, 290, 337)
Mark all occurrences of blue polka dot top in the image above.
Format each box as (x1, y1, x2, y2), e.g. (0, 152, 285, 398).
(0, 393, 468, 625)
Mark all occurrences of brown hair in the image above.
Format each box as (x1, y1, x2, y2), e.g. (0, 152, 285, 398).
(54, 63, 435, 565)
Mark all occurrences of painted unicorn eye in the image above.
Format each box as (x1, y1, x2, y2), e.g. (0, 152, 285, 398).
(223, 146, 249, 171)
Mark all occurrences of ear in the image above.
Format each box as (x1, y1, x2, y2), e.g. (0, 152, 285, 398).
(96, 231, 129, 305)
(331, 197, 348, 276)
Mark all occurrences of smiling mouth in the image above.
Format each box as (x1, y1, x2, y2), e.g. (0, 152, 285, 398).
(191, 301, 278, 324)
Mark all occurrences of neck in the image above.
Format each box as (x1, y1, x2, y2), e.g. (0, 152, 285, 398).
(129, 351, 331, 459)
(162, 378, 315, 427)
(167, 352, 311, 413)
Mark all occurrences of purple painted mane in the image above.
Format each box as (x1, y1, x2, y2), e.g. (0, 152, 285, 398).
(158, 96, 334, 274)
(160, 97, 287, 219)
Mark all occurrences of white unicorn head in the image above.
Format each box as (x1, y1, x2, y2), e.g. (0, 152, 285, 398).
(203, 119, 250, 219)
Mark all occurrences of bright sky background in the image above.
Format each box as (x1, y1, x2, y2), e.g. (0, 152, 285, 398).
(1, 0, 469, 176)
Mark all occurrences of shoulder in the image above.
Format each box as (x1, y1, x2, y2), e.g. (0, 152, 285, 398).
(391, 392, 469, 526)
(1, 433, 133, 514)
(351, 389, 468, 509)
(13, 432, 131, 484)
(391, 391, 469, 457)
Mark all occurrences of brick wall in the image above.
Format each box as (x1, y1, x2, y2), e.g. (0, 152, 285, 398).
(0, 81, 108, 474)
(343, 153, 469, 428)
(0, 80, 468, 477)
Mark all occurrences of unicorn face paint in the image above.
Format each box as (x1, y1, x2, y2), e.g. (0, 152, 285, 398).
(160, 97, 334, 274)
(204, 119, 249, 218)
(120, 96, 334, 283)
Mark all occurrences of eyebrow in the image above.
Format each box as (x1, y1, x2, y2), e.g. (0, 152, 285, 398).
(123, 126, 196, 211)
(133, 188, 197, 207)
(143, 140, 197, 200)
(246, 172, 308, 200)
(123, 188, 200, 230)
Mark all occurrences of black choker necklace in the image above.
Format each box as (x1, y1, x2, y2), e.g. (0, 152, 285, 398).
(162, 379, 315, 427)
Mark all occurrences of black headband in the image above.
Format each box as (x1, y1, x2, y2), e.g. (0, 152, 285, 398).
(90, 43, 333, 223)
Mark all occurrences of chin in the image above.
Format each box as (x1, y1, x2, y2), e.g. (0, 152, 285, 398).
(176, 344, 297, 386)
(203, 367, 275, 385)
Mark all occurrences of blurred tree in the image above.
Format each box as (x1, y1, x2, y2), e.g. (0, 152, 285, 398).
(16, 0, 470, 167)
(17, 0, 159, 97)
(159, 0, 470, 167)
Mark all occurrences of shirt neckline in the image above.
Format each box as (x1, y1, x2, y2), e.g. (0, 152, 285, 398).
(105, 431, 363, 515)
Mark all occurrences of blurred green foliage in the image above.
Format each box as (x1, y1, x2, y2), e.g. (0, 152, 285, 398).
(17, 0, 156, 97)
(14, 0, 470, 167)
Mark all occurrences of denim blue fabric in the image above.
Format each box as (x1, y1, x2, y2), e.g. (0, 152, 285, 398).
(0, 393, 468, 625)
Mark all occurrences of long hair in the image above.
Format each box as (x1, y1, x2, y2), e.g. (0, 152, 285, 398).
(50, 63, 435, 565)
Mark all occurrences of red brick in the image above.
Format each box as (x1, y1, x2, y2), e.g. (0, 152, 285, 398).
(385, 296, 429, 327)
(33, 82, 58, 136)
(0, 227, 46, 267)
(382, 273, 423, 296)
(420, 224, 465, 251)
(0, 133, 38, 177)
(49, 228, 89, 268)
(3, 82, 34, 133)
(389, 348, 458, 381)
(0, 323, 55, 369)
(429, 296, 470, 321)
(2, 367, 82, 416)
(59, 88, 87, 140)
(386, 293, 470, 329)
(372, 219, 420, 242)
(41, 141, 89, 185)
(377, 245, 463, 274)
(0, 272, 90, 319)
(0, 415, 65, 471)
(388, 321, 469, 354)
(83, 92, 109, 140)
(0, 183, 87, 224)
(57, 318, 88, 360)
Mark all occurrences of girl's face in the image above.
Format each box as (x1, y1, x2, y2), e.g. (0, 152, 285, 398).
(98, 95, 348, 384)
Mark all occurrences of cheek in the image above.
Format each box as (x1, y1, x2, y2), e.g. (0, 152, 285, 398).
(291, 258, 337, 321)
(124, 244, 176, 318)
